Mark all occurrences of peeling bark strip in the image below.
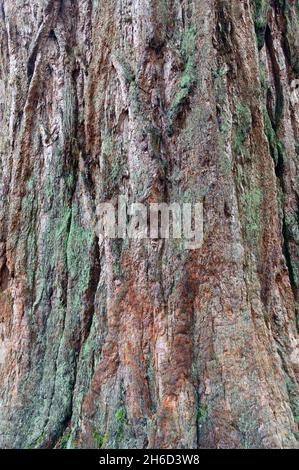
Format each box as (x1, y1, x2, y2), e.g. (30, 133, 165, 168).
(0, 0, 298, 449)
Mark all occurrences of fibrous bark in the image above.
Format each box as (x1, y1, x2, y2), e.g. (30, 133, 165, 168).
(0, 0, 298, 449)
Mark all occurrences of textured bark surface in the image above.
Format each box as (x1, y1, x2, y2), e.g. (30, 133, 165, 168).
(0, 0, 298, 449)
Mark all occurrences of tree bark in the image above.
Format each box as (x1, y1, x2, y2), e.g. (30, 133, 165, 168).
(0, 0, 298, 449)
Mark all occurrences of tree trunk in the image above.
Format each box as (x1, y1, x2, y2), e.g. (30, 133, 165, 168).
(0, 0, 298, 449)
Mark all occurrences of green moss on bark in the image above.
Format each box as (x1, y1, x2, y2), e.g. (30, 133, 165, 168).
(168, 26, 198, 124)
(250, 0, 270, 49)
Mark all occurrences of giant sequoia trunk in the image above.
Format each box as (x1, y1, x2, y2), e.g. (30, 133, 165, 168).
(0, 0, 298, 449)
